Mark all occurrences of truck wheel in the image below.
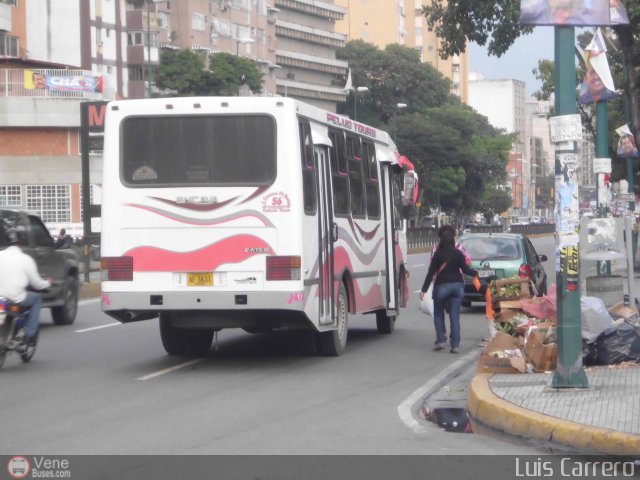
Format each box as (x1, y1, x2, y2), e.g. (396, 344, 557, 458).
(316, 283, 348, 356)
(159, 312, 188, 355)
(51, 277, 79, 325)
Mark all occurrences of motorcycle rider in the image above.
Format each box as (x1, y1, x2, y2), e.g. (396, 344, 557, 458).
(0, 227, 51, 346)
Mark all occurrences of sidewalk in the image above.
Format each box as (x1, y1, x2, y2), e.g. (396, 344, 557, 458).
(467, 365, 640, 455)
(467, 259, 640, 455)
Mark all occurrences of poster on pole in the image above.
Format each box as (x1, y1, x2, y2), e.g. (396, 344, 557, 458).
(549, 114, 582, 143)
(593, 157, 612, 174)
(519, 0, 629, 26)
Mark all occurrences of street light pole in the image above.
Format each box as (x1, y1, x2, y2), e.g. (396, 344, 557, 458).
(353, 86, 368, 120)
(393, 103, 407, 142)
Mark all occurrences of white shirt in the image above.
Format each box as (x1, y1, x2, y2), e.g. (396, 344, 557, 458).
(0, 246, 51, 303)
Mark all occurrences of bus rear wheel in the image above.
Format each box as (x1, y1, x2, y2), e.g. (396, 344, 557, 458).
(160, 312, 214, 356)
(317, 283, 348, 356)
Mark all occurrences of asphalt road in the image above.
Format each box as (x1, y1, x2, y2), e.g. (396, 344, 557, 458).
(0, 240, 557, 456)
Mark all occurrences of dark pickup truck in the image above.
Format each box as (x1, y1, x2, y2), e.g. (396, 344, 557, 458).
(0, 209, 80, 325)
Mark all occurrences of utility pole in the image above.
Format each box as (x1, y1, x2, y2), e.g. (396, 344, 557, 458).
(552, 26, 588, 388)
(146, 0, 152, 98)
(596, 101, 611, 276)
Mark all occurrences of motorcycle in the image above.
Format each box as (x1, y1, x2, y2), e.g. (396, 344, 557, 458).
(0, 298, 37, 368)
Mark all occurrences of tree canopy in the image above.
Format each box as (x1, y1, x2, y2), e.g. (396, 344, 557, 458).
(423, 0, 640, 191)
(155, 49, 263, 96)
(337, 40, 513, 221)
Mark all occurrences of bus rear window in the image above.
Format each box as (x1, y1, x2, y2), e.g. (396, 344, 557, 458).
(120, 114, 276, 186)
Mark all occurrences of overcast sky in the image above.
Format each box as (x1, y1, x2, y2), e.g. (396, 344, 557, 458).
(468, 27, 556, 97)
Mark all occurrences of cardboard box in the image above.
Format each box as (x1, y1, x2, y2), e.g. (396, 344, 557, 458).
(491, 277, 533, 299)
(608, 303, 638, 320)
(477, 332, 526, 374)
(493, 308, 525, 323)
(524, 330, 557, 372)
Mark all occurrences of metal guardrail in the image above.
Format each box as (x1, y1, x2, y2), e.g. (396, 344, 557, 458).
(508, 223, 556, 235)
(407, 227, 438, 250)
(407, 224, 557, 250)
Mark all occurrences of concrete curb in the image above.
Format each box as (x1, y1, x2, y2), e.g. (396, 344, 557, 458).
(467, 373, 640, 455)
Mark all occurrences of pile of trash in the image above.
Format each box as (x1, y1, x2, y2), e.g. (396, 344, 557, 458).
(478, 278, 558, 374)
(581, 298, 640, 366)
(478, 277, 640, 372)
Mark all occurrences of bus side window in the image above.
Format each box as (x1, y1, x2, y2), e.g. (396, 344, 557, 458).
(363, 141, 380, 219)
(328, 129, 350, 216)
(346, 135, 365, 218)
(299, 120, 317, 214)
(391, 170, 403, 230)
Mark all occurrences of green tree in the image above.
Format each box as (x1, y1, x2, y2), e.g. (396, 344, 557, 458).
(337, 40, 453, 124)
(423, 0, 640, 183)
(155, 49, 263, 96)
(155, 49, 211, 96)
(478, 183, 513, 223)
(208, 53, 263, 95)
(337, 40, 513, 221)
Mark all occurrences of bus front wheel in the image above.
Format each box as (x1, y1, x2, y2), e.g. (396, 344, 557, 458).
(316, 283, 348, 356)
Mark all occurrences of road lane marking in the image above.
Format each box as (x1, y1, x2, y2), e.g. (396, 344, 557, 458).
(398, 349, 480, 434)
(74, 322, 121, 333)
(137, 359, 204, 381)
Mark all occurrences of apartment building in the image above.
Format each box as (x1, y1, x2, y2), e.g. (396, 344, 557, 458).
(0, 0, 120, 226)
(468, 76, 531, 217)
(273, 0, 348, 111)
(155, 0, 279, 96)
(334, 0, 468, 102)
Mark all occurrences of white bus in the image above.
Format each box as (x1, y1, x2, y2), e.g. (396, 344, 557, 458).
(100, 97, 417, 356)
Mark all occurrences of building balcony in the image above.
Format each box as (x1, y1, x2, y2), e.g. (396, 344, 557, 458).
(126, 9, 159, 32)
(276, 20, 346, 48)
(0, 2, 12, 31)
(274, 0, 345, 20)
(276, 50, 348, 75)
(276, 78, 347, 103)
(127, 44, 159, 65)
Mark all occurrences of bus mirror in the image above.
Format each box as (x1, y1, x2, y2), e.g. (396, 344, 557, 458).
(402, 171, 417, 206)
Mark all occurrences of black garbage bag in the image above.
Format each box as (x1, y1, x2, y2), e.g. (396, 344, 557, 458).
(593, 323, 640, 365)
(581, 340, 599, 366)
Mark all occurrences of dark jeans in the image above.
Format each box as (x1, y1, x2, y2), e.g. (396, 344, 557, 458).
(432, 282, 464, 348)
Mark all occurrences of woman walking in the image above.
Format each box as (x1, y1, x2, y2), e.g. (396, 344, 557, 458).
(420, 228, 478, 353)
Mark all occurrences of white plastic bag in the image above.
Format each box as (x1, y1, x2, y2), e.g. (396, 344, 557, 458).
(419, 285, 434, 317)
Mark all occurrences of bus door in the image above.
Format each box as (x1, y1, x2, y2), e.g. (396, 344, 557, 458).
(381, 164, 399, 313)
(315, 145, 336, 326)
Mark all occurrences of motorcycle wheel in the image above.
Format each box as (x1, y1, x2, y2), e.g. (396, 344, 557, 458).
(19, 331, 37, 363)
(0, 321, 10, 368)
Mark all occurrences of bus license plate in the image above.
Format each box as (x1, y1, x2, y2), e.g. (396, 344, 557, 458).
(478, 269, 495, 278)
(187, 273, 213, 287)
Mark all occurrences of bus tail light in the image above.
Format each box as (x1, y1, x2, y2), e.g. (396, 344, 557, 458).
(266, 256, 301, 281)
(519, 264, 532, 278)
(101, 256, 133, 281)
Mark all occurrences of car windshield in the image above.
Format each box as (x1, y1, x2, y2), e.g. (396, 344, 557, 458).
(460, 237, 521, 261)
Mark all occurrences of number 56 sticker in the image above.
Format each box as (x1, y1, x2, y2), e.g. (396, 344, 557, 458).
(262, 192, 291, 212)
